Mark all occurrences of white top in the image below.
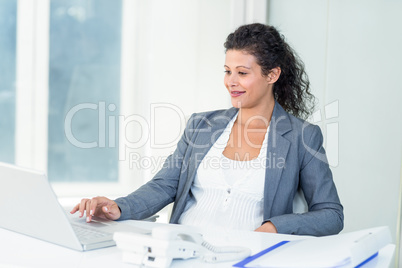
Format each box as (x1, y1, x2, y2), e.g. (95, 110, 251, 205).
(178, 112, 269, 231)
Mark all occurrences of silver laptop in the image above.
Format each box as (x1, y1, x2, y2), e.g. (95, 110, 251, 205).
(0, 162, 150, 251)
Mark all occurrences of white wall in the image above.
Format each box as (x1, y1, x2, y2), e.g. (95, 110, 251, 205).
(268, 0, 402, 244)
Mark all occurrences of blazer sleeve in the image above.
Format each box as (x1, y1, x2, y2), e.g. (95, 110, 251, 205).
(114, 113, 197, 220)
(268, 125, 344, 236)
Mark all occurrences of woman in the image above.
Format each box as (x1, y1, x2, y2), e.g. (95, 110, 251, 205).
(71, 23, 343, 236)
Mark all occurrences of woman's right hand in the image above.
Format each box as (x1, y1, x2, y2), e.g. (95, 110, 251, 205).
(70, 196, 121, 223)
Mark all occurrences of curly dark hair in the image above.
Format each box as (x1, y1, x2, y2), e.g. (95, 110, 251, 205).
(224, 23, 315, 119)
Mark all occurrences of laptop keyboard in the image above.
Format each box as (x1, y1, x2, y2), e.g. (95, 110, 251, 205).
(71, 223, 112, 241)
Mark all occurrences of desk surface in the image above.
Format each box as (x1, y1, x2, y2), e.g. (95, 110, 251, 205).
(0, 220, 395, 268)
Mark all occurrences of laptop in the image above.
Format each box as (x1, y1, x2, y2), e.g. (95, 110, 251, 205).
(0, 162, 150, 251)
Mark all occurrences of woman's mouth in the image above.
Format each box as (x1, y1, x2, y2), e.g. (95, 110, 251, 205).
(230, 91, 246, 97)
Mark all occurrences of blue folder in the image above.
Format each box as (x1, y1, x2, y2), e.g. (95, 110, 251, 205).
(232, 240, 379, 268)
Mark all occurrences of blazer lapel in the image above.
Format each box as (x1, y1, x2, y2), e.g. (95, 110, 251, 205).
(185, 108, 239, 191)
(186, 104, 292, 203)
(264, 102, 292, 216)
(171, 108, 239, 223)
(173, 104, 291, 223)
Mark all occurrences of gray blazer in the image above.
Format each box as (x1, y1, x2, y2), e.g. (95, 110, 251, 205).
(115, 102, 344, 236)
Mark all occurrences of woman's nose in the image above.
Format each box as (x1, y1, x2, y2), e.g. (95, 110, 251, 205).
(227, 74, 238, 87)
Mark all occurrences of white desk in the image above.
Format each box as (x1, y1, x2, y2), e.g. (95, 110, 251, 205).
(0, 220, 395, 268)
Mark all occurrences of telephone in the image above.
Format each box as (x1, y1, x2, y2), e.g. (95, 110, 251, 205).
(113, 225, 251, 267)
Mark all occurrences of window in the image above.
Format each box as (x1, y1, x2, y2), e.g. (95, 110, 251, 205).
(0, 0, 17, 164)
(48, 0, 122, 182)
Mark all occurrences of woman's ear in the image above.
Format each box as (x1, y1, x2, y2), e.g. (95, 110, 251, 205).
(267, 67, 281, 84)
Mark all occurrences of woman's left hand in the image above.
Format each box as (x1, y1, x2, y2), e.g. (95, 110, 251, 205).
(254, 221, 278, 233)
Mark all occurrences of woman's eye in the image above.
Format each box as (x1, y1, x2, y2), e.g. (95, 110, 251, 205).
(224, 70, 231, 75)
(239, 72, 247, 75)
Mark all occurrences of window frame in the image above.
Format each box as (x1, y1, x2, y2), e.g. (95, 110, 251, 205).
(15, 0, 142, 197)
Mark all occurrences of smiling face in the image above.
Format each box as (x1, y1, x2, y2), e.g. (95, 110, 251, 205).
(224, 50, 276, 111)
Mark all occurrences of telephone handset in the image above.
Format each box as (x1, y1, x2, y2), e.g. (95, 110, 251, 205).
(114, 225, 251, 267)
